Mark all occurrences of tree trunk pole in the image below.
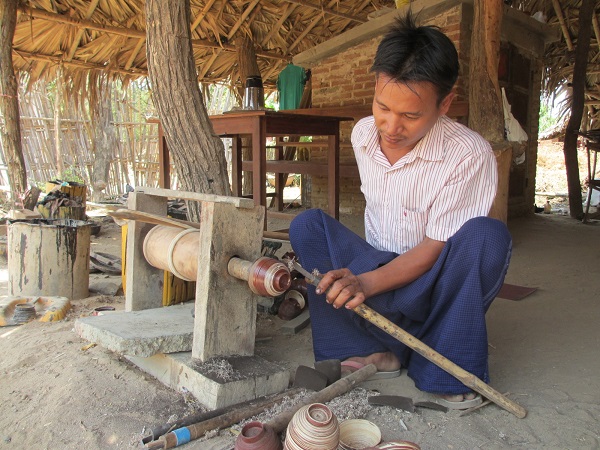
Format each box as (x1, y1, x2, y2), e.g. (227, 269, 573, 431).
(54, 65, 65, 178)
(90, 74, 117, 202)
(468, 1, 511, 223)
(563, 0, 594, 220)
(0, 0, 27, 205)
(236, 36, 261, 196)
(145, 0, 231, 221)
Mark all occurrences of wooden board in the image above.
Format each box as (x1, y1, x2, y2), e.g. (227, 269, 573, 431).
(108, 208, 199, 229)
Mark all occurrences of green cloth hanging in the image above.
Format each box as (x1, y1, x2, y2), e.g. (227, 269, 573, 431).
(277, 63, 307, 110)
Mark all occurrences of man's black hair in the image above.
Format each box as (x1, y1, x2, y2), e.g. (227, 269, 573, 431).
(370, 12, 459, 104)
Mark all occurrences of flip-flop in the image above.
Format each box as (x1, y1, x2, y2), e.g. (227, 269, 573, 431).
(431, 393, 483, 410)
(341, 360, 401, 381)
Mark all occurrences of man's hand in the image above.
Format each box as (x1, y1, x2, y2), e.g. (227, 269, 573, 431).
(316, 268, 367, 310)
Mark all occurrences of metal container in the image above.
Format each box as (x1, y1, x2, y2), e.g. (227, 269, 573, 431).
(243, 76, 265, 110)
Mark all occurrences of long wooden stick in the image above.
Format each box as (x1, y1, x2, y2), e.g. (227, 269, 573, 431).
(266, 363, 377, 433)
(142, 388, 303, 444)
(353, 304, 527, 418)
(289, 261, 527, 419)
(108, 208, 289, 241)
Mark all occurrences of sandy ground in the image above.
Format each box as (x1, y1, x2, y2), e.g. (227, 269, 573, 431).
(1, 210, 599, 450)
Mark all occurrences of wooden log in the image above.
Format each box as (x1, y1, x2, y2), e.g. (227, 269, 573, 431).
(142, 388, 303, 445)
(22, 186, 41, 210)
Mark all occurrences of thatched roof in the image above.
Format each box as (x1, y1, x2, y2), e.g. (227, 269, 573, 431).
(13, 0, 395, 90)
(10, 0, 600, 125)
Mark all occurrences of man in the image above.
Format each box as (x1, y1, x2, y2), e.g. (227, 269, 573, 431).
(289, 13, 512, 409)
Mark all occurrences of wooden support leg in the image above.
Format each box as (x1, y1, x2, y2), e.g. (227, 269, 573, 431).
(192, 201, 264, 361)
(125, 192, 167, 311)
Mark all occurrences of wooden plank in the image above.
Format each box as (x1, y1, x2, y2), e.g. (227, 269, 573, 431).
(134, 187, 255, 209)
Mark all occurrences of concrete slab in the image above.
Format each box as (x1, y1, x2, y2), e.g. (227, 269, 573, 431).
(74, 303, 194, 357)
(127, 352, 290, 409)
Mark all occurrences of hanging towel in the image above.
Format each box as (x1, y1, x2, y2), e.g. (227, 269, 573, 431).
(277, 63, 307, 110)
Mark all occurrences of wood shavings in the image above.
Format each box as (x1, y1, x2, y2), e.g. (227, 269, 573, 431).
(194, 358, 241, 382)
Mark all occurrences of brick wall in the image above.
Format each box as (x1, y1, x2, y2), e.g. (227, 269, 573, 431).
(307, 5, 466, 214)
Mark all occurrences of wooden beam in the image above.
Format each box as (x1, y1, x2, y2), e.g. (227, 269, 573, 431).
(13, 49, 148, 76)
(197, 49, 222, 79)
(17, 6, 287, 61)
(552, 0, 574, 51)
(282, 0, 365, 23)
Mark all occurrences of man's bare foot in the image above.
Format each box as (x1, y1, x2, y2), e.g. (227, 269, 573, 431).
(438, 392, 477, 403)
(341, 352, 401, 376)
(433, 392, 482, 410)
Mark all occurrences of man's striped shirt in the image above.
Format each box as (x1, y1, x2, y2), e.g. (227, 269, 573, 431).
(351, 115, 497, 254)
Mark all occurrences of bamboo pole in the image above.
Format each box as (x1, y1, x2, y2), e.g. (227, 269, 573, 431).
(552, 0, 574, 51)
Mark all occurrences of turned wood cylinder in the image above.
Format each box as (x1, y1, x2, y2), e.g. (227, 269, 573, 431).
(142, 225, 291, 296)
(142, 226, 199, 281)
(227, 257, 291, 297)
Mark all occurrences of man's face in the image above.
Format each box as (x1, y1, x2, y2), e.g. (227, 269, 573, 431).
(372, 74, 454, 158)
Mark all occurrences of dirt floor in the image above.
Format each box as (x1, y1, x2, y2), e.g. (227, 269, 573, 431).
(1, 207, 599, 450)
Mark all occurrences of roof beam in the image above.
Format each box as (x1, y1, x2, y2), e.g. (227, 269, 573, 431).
(13, 49, 148, 77)
(552, 0, 574, 51)
(282, 0, 365, 23)
(17, 6, 286, 61)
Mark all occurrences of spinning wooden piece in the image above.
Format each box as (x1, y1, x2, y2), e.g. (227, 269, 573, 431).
(142, 225, 291, 296)
(228, 257, 291, 297)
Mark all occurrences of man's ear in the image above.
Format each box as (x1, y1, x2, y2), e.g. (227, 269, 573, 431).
(438, 92, 455, 116)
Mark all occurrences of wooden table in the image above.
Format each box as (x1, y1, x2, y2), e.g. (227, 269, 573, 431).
(209, 110, 351, 226)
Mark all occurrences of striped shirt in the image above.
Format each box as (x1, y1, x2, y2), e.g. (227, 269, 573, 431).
(351, 115, 497, 254)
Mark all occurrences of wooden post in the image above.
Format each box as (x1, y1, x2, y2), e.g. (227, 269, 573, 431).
(192, 201, 264, 361)
(125, 191, 167, 311)
(192, 202, 265, 361)
(237, 35, 261, 197)
(54, 65, 64, 178)
(563, 0, 595, 220)
(0, 0, 27, 204)
(468, 1, 510, 222)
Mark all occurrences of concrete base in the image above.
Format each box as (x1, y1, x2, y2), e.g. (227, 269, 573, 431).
(74, 303, 194, 357)
(127, 352, 290, 409)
